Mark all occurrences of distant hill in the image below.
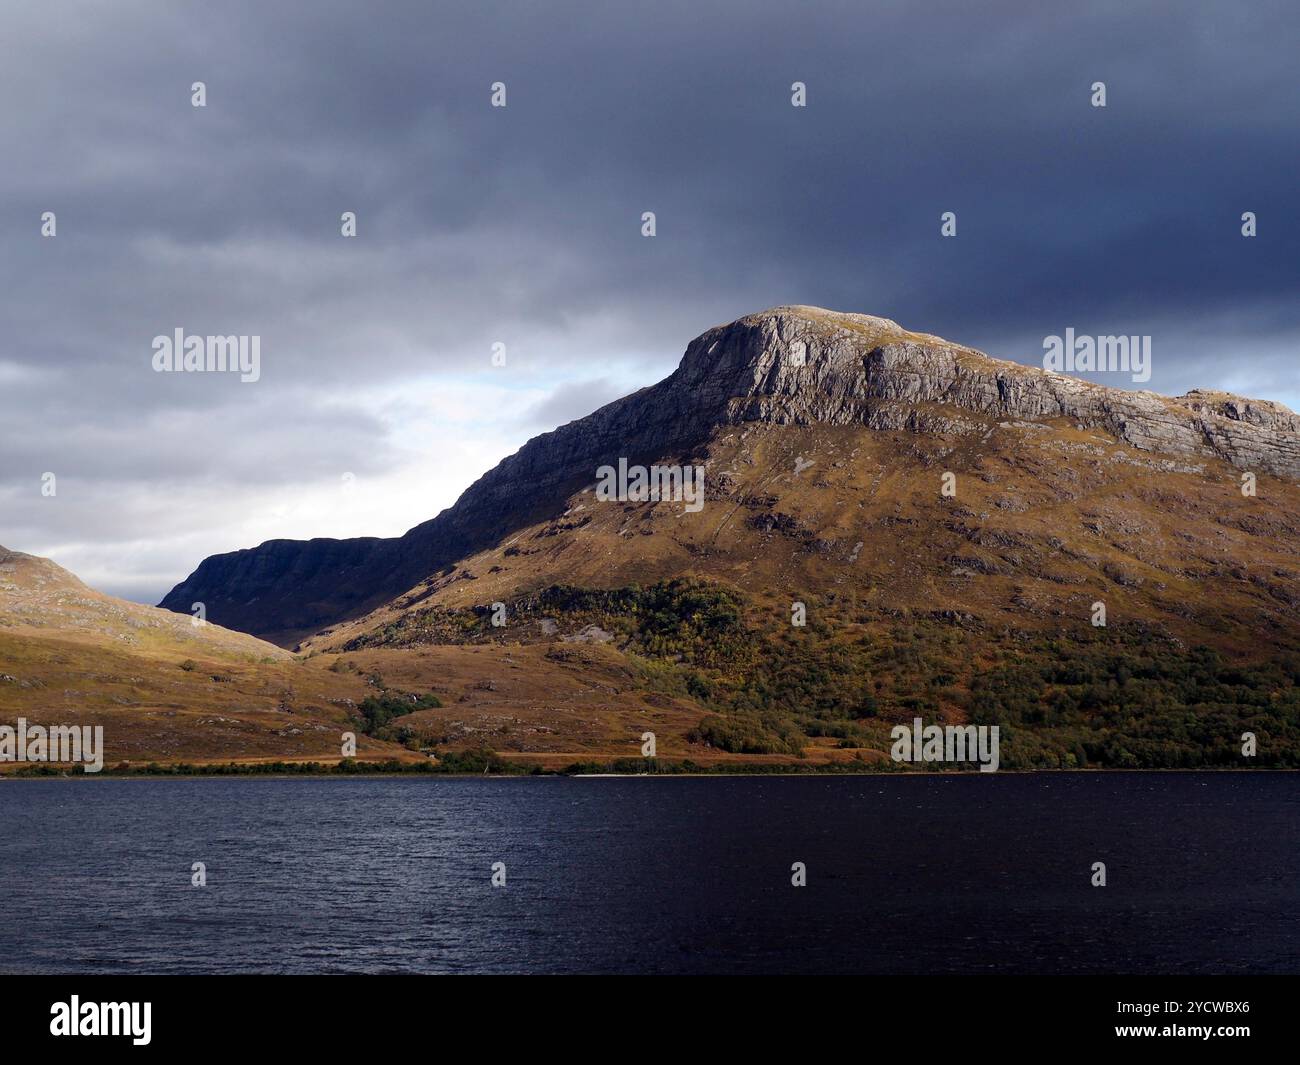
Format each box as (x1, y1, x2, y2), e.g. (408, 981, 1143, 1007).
(0, 546, 411, 767)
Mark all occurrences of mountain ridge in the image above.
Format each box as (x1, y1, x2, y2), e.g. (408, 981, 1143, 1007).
(159, 306, 1300, 644)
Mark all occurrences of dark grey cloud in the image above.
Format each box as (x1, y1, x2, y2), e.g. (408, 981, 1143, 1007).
(1, 0, 1297, 601)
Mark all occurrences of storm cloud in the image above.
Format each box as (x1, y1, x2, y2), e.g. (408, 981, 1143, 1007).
(2, 0, 1297, 600)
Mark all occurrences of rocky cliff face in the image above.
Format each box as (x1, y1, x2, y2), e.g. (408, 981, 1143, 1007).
(160, 306, 1300, 643)
(683, 307, 1300, 476)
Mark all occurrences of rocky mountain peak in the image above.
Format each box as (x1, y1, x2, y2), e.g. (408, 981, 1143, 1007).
(665, 306, 1300, 478)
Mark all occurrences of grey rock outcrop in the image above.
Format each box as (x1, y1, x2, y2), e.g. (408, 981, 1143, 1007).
(680, 306, 1300, 477)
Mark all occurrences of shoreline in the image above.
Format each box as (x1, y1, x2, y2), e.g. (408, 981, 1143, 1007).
(2, 763, 1295, 781)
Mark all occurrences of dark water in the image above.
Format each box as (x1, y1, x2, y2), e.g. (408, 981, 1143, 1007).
(0, 772, 1295, 974)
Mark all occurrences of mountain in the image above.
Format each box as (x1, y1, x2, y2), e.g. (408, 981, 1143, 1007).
(0, 546, 414, 767)
(161, 306, 1300, 645)
(152, 307, 1300, 770)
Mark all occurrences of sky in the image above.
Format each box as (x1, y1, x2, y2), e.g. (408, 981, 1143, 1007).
(2, 0, 1297, 603)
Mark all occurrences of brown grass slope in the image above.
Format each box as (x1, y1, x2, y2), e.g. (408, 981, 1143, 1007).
(312, 417, 1300, 652)
(300, 416, 1300, 769)
(0, 547, 417, 768)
